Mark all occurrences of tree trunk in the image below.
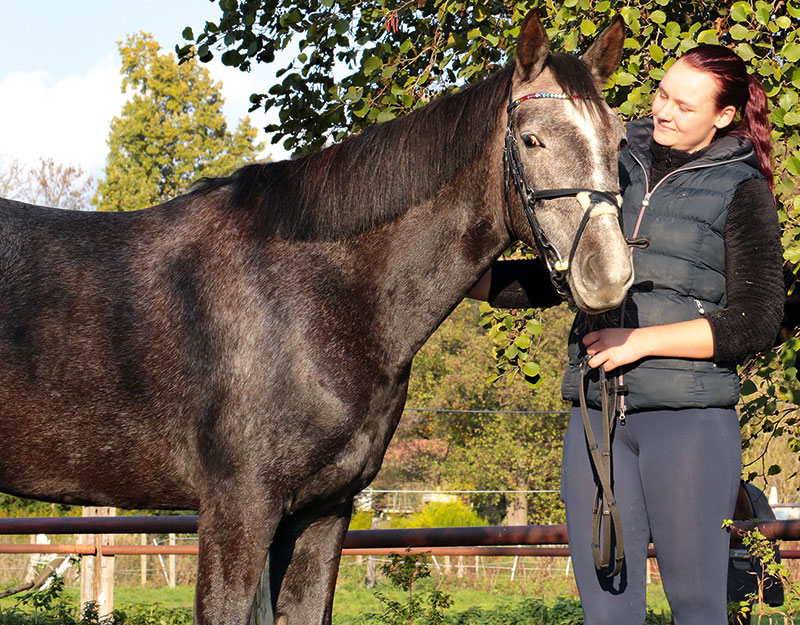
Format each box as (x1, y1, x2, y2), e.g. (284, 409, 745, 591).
(506, 485, 528, 526)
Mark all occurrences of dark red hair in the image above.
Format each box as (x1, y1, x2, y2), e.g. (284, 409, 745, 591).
(679, 44, 774, 192)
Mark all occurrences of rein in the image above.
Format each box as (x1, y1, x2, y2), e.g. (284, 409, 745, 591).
(579, 355, 626, 577)
(502, 90, 647, 301)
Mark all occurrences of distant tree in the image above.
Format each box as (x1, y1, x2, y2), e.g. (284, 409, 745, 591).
(0, 156, 93, 210)
(93, 33, 263, 212)
(387, 300, 571, 524)
(0, 156, 26, 200)
(28, 158, 94, 210)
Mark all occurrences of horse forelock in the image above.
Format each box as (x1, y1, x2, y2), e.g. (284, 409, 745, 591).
(196, 66, 514, 242)
(544, 53, 606, 120)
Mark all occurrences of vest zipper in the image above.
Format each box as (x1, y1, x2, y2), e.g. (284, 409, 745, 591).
(613, 150, 751, 420)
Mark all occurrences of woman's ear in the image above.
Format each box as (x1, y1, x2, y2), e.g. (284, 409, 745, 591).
(714, 104, 737, 130)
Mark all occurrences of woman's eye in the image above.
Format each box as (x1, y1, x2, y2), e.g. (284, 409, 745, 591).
(522, 134, 541, 148)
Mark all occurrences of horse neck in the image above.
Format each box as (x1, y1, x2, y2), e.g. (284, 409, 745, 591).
(354, 137, 511, 366)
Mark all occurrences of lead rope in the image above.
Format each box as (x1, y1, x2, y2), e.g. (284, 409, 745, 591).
(579, 355, 625, 577)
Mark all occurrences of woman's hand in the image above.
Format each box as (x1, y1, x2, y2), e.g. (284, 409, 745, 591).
(583, 328, 646, 371)
(582, 319, 715, 371)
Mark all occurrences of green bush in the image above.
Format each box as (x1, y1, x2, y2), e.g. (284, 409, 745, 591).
(387, 502, 487, 529)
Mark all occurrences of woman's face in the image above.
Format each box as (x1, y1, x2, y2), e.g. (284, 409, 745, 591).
(651, 59, 736, 153)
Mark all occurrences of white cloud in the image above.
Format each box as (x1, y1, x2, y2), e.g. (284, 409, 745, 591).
(0, 52, 124, 179)
(0, 49, 289, 191)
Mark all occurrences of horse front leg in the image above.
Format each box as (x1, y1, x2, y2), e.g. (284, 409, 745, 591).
(270, 499, 353, 625)
(194, 493, 283, 625)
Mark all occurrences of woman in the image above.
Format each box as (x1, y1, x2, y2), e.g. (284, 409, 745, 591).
(475, 45, 784, 624)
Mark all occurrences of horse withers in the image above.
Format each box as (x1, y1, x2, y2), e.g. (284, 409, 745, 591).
(0, 11, 630, 625)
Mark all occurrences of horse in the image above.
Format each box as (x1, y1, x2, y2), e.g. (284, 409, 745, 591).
(0, 11, 630, 625)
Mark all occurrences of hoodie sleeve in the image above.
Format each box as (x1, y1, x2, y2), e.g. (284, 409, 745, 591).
(705, 177, 784, 362)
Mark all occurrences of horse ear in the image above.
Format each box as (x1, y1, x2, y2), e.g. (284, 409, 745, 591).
(514, 9, 550, 81)
(581, 15, 625, 86)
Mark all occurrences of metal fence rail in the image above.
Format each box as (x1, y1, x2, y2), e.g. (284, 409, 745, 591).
(0, 516, 798, 551)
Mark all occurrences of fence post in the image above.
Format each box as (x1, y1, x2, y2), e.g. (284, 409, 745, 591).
(365, 516, 380, 588)
(168, 533, 176, 588)
(80, 507, 116, 618)
(140, 534, 147, 586)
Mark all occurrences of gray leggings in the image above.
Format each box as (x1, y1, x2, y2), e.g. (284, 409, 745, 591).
(561, 405, 742, 625)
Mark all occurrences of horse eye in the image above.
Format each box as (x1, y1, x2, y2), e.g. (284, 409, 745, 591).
(522, 133, 542, 148)
(619, 138, 628, 151)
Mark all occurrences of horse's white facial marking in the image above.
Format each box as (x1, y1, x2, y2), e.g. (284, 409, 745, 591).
(562, 101, 610, 192)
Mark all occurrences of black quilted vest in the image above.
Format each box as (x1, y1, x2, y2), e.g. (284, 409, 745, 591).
(561, 118, 763, 412)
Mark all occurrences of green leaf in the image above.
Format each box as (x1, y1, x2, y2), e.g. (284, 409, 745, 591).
(741, 379, 758, 396)
(563, 30, 579, 52)
(650, 10, 666, 24)
(784, 111, 800, 126)
(615, 71, 636, 86)
(624, 37, 642, 50)
(522, 361, 540, 377)
(363, 56, 382, 74)
(767, 464, 782, 475)
(352, 103, 370, 118)
(661, 37, 679, 50)
(697, 29, 719, 45)
(664, 22, 681, 38)
(734, 42, 755, 61)
(335, 18, 350, 35)
(376, 109, 395, 123)
(729, 24, 752, 40)
(730, 1, 753, 21)
(182, 26, 194, 41)
(580, 19, 597, 36)
(514, 334, 532, 349)
(784, 246, 800, 263)
(776, 15, 792, 29)
(649, 44, 664, 63)
(782, 42, 800, 63)
(755, 5, 771, 25)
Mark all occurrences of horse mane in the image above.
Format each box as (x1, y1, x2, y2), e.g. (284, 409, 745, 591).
(196, 52, 603, 242)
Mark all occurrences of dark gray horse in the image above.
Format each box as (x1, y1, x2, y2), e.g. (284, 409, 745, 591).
(0, 11, 629, 625)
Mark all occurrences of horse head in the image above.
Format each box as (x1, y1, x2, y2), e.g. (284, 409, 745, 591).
(505, 11, 633, 313)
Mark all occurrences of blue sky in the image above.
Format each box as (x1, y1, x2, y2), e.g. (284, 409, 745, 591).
(0, 1, 289, 182)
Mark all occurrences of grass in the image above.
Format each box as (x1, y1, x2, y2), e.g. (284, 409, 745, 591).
(0, 559, 796, 624)
(331, 562, 673, 623)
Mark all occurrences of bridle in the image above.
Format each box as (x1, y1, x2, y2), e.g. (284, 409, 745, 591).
(502, 89, 647, 301)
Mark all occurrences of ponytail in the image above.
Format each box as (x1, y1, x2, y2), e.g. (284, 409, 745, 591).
(739, 74, 774, 193)
(680, 45, 775, 193)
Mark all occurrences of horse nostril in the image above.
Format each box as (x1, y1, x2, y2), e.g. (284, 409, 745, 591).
(581, 254, 601, 288)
